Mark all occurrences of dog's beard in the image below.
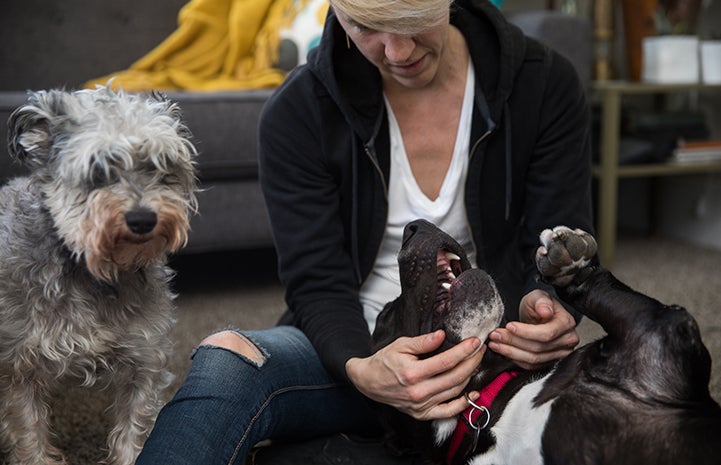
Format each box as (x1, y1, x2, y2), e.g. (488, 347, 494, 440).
(67, 189, 190, 282)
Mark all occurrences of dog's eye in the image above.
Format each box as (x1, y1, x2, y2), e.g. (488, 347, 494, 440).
(90, 165, 118, 188)
(161, 173, 183, 186)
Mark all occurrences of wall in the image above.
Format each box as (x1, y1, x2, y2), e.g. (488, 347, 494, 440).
(658, 175, 721, 250)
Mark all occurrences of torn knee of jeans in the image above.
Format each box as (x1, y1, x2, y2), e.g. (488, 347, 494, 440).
(198, 330, 267, 367)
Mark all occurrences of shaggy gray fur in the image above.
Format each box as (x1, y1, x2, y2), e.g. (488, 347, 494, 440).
(0, 86, 197, 465)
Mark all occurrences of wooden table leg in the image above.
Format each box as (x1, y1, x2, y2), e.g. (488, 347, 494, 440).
(597, 88, 621, 268)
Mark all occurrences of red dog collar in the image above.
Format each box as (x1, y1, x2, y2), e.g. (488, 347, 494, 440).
(446, 371, 519, 465)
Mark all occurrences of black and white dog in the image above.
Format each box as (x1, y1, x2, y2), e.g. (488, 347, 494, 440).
(371, 219, 721, 465)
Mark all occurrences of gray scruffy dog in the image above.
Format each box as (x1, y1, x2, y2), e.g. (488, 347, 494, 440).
(0, 86, 198, 465)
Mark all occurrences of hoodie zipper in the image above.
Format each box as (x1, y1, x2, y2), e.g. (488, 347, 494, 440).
(465, 127, 494, 264)
(364, 145, 389, 199)
(350, 143, 388, 285)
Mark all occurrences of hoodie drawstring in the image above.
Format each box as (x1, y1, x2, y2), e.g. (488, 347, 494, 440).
(350, 125, 362, 284)
(504, 101, 512, 221)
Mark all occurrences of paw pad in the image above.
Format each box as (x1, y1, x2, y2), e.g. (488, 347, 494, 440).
(536, 226, 597, 286)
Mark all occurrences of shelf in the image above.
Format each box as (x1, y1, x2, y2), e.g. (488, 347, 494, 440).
(592, 80, 721, 268)
(593, 159, 721, 177)
(593, 80, 721, 94)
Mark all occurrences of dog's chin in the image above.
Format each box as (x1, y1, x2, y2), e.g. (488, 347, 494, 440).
(84, 233, 181, 282)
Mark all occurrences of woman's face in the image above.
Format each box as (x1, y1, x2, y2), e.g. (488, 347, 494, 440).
(334, 9, 451, 89)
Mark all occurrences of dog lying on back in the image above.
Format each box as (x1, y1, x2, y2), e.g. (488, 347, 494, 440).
(371, 219, 721, 465)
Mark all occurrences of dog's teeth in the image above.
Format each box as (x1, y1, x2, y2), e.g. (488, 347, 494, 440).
(446, 252, 461, 261)
(448, 271, 456, 280)
(442, 282, 452, 290)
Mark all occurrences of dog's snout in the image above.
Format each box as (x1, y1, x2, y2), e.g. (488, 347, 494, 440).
(402, 219, 436, 246)
(125, 210, 158, 235)
(403, 224, 418, 243)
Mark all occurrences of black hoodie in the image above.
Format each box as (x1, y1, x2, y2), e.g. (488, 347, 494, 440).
(258, 0, 593, 383)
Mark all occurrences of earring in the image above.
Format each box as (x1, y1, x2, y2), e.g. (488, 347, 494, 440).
(346, 33, 351, 49)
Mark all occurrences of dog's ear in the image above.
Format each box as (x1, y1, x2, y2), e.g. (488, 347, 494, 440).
(7, 90, 67, 168)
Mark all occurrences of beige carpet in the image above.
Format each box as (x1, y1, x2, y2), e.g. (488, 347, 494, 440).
(12, 236, 721, 464)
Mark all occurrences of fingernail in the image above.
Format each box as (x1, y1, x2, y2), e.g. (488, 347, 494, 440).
(465, 338, 482, 358)
(467, 391, 480, 402)
(506, 323, 516, 333)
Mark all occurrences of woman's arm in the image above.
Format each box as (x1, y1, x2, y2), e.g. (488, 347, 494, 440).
(258, 74, 371, 382)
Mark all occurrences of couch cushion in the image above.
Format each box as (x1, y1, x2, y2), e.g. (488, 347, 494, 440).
(186, 179, 274, 252)
(167, 90, 273, 181)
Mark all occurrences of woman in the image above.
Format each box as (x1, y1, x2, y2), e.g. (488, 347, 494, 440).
(137, 0, 593, 463)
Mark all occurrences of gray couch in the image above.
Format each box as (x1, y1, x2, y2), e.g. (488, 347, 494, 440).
(1, 0, 275, 253)
(1, 1, 590, 255)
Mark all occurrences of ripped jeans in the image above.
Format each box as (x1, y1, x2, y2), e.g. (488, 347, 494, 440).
(135, 326, 380, 465)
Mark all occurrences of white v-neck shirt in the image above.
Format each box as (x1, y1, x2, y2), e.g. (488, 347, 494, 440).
(360, 61, 478, 333)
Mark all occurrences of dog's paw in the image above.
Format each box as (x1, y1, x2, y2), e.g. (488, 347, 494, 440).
(535, 226, 597, 287)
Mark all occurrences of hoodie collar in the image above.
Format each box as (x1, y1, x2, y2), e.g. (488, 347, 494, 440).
(307, 9, 383, 144)
(454, 0, 526, 116)
(305, 0, 527, 143)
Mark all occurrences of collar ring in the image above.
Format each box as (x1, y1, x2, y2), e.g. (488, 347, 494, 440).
(464, 393, 491, 430)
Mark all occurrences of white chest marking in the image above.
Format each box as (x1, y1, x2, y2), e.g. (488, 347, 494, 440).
(468, 372, 555, 465)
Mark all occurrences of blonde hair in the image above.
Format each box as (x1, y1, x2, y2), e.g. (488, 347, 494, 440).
(330, 0, 453, 35)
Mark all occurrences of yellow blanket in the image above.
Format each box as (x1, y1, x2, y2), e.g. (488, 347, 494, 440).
(86, 0, 308, 91)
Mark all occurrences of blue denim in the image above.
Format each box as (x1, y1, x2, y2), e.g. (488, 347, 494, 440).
(136, 326, 380, 465)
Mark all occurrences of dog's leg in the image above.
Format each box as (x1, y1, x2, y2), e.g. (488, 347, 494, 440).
(105, 355, 173, 465)
(535, 226, 668, 336)
(534, 226, 637, 330)
(535, 226, 714, 404)
(1, 378, 67, 465)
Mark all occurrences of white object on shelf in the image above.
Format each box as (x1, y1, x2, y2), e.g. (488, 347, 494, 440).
(642, 36, 700, 83)
(671, 140, 721, 163)
(701, 40, 721, 84)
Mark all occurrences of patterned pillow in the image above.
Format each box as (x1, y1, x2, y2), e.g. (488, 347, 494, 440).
(277, 0, 329, 70)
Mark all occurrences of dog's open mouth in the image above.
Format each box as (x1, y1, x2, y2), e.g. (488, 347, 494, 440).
(427, 246, 503, 349)
(432, 248, 468, 335)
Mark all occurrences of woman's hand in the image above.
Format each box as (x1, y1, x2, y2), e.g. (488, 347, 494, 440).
(488, 290, 579, 370)
(346, 330, 485, 420)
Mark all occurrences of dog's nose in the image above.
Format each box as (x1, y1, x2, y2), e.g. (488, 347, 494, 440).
(401, 223, 419, 247)
(402, 219, 433, 246)
(125, 210, 158, 235)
